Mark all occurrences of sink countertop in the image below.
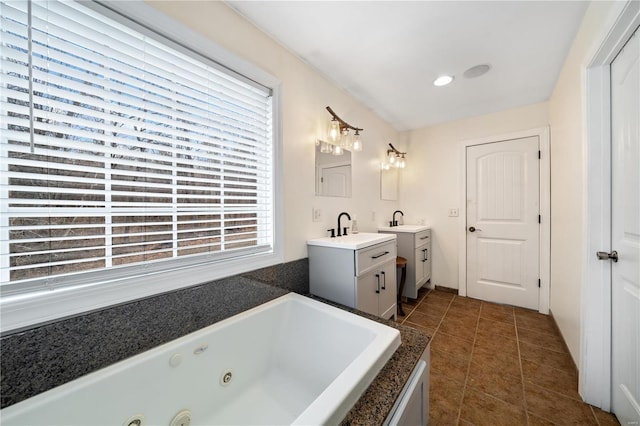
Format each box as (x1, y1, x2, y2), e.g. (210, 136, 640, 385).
(307, 232, 396, 250)
(378, 224, 431, 233)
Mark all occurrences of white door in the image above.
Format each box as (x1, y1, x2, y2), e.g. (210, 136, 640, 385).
(610, 26, 640, 425)
(321, 165, 351, 197)
(466, 137, 540, 310)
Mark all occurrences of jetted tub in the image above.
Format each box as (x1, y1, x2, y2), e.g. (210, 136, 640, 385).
(1, 293, 401, 425)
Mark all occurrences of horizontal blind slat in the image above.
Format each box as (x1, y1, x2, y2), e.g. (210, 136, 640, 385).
(29, 3, 270, 111)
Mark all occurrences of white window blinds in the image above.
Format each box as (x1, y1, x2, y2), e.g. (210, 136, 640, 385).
(0, 0, 274, 294)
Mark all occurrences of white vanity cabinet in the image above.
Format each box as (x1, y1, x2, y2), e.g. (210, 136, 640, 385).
(308, 234, 397, 320)
(379, 226, 431, 299)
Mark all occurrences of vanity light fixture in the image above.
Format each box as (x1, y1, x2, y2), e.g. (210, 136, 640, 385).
(382, 143, 407, 169)
(326, 106, 363, 152)
(319, 140, 333, 154)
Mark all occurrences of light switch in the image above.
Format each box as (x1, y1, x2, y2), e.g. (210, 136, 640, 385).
(448, 208, 459, 217)
(312, 208, 322, 222)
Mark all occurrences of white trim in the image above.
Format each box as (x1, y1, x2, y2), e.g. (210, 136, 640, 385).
(581, 0, 639, 410)
(94, 1, 280, 90)
(0, 250, 281, 334)
(458, 127, 551, 314)
(0, 0, 284, 334)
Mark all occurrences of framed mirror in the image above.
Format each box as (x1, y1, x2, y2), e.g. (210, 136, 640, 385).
(315, 141, 352, 197)
(380, 167, 398, 200)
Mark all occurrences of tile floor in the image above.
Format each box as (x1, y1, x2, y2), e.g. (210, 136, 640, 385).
(397, 288, 620, 426)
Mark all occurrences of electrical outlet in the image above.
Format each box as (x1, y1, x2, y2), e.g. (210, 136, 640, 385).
(312, 208, 322, 222)
(448, 208, 459, 217)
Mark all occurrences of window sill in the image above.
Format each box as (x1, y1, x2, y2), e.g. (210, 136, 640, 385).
(0, 250, 282, 335)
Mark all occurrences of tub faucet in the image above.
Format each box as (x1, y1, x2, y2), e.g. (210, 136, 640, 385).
(337, 212, 351, 237)
(392, 210, 404, 226)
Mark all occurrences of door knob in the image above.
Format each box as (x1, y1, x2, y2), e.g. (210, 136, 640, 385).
(468, 226, 481, 232)
(597, 250, 618, 262)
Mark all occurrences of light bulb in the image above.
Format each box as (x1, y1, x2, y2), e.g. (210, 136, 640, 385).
(389, 154, 396, 165)
(320, 141, 333, 153)
(352, 133, 362, 151)
(433, 75, 454, 86)
(328, 119, 340, 142)
(340, 128, 352, 148)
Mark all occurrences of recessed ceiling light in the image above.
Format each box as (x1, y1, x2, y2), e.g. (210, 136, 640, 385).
(463, 64, 491, 79)
(433, 75, 454, 87)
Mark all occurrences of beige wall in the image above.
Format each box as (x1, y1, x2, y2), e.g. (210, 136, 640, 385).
(401, 1, 623, 368)
(548, 0, 624, 366)
(147, 1, 402, 261)
(400, 103, 549, 288)
(147, 0, 625, 371)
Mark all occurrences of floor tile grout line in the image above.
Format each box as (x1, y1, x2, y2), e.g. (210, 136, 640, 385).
(526, 381, 592, 404)
(400, 288, 449, 334)
(517, 337, 572, 355)
(399, 286, 430, 324)
(514, 307, 531, 426)
(590, 404, 604, 426)
(455, 296, 482, 426)
(423, 288, 452, 339)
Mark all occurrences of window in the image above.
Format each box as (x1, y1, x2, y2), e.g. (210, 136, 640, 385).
(0, 0, 279, 330)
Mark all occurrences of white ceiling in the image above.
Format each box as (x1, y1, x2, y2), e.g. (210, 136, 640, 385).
(226, 1, 589, 131)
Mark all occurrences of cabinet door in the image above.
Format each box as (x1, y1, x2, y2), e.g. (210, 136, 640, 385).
(424, 246, 431, 281)
(356, 269, 382, 316)
(378, 260, 397, 319)
(414, 246, 427, 285)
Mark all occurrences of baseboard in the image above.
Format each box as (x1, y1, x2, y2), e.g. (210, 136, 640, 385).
(548, 308, 579, 376)
(433, 285, 458, 294)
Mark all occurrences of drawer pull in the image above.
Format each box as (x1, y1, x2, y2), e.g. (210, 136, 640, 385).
(419, 236, 430, 240)
(381, 271, 386, 290)
(421, 248, 429, 262)
(371, 251, 390, 259)
(375, 274, 381, 293)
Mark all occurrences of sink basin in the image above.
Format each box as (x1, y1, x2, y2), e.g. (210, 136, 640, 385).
(378, 225, 430, 233)
(307, 232, 396, 250)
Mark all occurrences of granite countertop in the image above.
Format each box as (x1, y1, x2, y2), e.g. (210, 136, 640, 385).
(1, 275, 430, 424)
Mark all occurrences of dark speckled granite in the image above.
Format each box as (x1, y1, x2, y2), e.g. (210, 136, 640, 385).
(343, 323, 430, 425)
(242, 257, 309, 294)
(0, 276, 287, 409)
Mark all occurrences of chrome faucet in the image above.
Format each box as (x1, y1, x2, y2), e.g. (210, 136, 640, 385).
(337, 212, 351, 237)
(392, 210, 404, 226)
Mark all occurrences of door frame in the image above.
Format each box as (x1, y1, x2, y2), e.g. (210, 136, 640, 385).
(457, 127, 551, 314)
(582, 0, 639, 410)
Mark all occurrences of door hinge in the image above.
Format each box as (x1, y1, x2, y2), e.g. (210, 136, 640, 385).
(538, 214, 541, 224)
(538, 279, 541, 288)
(538, 150, 541, 159)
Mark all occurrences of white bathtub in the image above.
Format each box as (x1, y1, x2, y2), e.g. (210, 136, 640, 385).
(1, 293, 401, 425)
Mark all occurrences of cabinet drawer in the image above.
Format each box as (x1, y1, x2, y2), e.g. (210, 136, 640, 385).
(415, 229, 431, 248)
(356, 241, 396, 275)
